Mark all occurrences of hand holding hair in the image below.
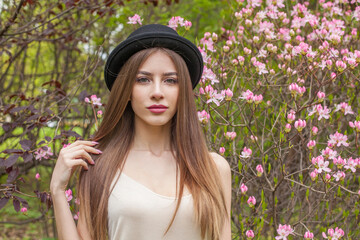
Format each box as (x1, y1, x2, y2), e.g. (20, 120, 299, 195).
(50, 140, 101, 194)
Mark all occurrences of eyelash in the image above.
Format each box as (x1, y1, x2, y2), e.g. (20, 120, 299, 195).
(135, 77, 178, 84)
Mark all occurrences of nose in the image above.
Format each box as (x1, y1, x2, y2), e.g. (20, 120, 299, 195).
(150, 79, 164, 100)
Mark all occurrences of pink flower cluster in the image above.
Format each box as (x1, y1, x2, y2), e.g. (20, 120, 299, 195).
(127, 14, 142, 25)
(328, 132, 349, 147)
(224, 131, 236, 140)
(247, 196, 256, 207)
(168, 16, 192, 30)
(322, 227, 345, 239)
(256, 164, 263, 176)
(275, 224, 294, 240)
(85, 95, 102, 106)
(246, 229, 254, 239)
(65, 189, 73, 202)
(334, 102, 354, 115)
(308, 104, 331, 120)
(304, 231, 314, 240)
(349, 121, 360, 132)
(34, 146, 53, 161)
(294, 119, 306, 132)
(288, 83, 306, 97)
(240, 147, 252, 159)
(240, 89, 263, 104)
(240, 183, 248, 194)
(197, 110, 210, 124)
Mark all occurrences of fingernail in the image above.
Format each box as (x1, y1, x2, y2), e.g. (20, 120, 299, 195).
(92, 141, 99, 144)
(96, 149, 103, 154)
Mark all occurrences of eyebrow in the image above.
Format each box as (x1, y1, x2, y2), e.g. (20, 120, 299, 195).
(137, 71, 178, 76)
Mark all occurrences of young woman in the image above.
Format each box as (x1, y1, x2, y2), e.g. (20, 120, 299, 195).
(50, 24, 231, 240)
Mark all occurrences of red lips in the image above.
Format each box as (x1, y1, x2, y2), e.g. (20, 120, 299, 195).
(147, 104, 168, 113)
(147, 104, 168, 109)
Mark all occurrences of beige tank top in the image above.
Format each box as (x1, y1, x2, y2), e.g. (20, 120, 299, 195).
(108, 171, 208, 240)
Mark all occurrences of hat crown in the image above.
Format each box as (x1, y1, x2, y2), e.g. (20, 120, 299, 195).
(128, 24, 178, 39)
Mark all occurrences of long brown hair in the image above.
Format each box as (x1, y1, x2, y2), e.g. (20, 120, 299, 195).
(78, 47, 228, 240)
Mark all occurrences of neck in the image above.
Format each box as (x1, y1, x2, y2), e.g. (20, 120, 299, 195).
(132, 118, 173, 156)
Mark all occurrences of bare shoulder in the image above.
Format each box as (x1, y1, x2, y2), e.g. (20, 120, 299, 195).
(209, 152, 231, 177)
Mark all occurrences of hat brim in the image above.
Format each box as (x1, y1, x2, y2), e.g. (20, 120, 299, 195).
(104, 32, 203, 90)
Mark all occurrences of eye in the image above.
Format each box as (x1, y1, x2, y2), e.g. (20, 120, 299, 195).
(136, 77, 150, 83)
(164, 78, 178, 84)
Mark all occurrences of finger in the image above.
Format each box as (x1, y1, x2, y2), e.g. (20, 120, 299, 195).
(69, 145, 102, 155)
(67, 149, 95, 165)
(70, 159, 89, 171)
(65, 140, 99, 150)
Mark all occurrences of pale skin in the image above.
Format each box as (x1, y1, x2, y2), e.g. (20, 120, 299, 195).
(50, 51, 232, 240)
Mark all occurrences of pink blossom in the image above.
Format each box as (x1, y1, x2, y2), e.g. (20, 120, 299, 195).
(97, 110, 103, 118)
(344, 157, 357, 173)
(308, 104, 331, 120)
(246, 229, 255, 238)
(253, 94, 263, 104)
(310, 169, 318, 181)
(199, 87, 205, 95)
(201, 66, 219, 84)
(86, 95, 102, 106)
(34, 146, 53, 161)
(333, 156, 346, 168)
(223, 45, 230, 52)
(275, 224, 294, 240)
(244, 47, 252, 55)
(65, 189, 73, 202)
(334, 102, 354, 115)
(349, 121, 360, 132)
(285, 123, 291, 133)
(223, 88, 233, 101)
(307, 140, 316, 150)
(328, 132, 349, 147)
(74, 211, 79, 220)
(224, 131, 237, 140)
(322, 147, 338, 159)
(219, 147, 225, 155)
(250, 135, 258, 142)
(312, 155, 331, 173)
(294, 119, 306, 131)
(197, 110, 210, 124)
(289, 83, 306, 97)
(168, 16, 185, 30)
(127, 14, 142, 25)
(212, 33, 218, 42)
(331, 72, 337, 79)
(335, 60, 346, 72)
(240, 89, 254, 103)
(333, 171, 345, 182)
(184, 20, 192, 30)
(247, 196, 256, 207)
(35, 173, 40, 180)
(240, 147, 252, 159)
(240, 183, 248, 194)
(317, 91, 325, 101)
(245, 19, 252, 27)
(75, 198, 80, 205)
(312, 126, 318, 135)
(322, 227, 345, 239)
(21, 207, 27, 213)
(256, 164, 263, 177)
(287, 111, 295, 123)
(304, 231, 314, 240)
(235, 12, 242, 20)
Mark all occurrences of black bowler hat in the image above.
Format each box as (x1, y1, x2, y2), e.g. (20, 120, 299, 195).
(104, 24, 203, 90)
